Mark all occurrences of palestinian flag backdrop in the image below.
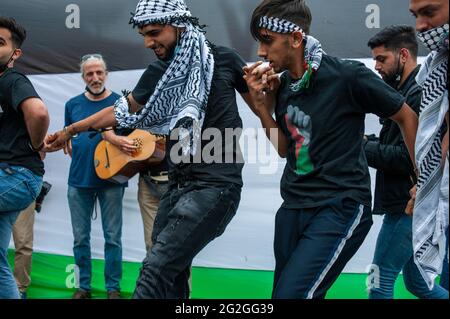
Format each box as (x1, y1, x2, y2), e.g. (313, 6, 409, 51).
(1, 0, 424, 298)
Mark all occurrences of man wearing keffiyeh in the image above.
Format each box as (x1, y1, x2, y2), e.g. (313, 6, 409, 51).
(244, 0, 419, 299)
(409, 0, 449, 292)
(46, 0, 253, 299)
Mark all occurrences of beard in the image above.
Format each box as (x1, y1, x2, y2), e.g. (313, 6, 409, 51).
(157, 43, 178, 62)
(383, 57, 403, 88)
(88, 83, 105, 94)
(0, 56, 8, 66)
(0, 51, 15, 73)
(382, 71, 400, 87)
(86, 83, 106, 96)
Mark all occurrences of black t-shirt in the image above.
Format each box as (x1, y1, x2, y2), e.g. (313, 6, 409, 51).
(275, 55, 406, 209)
(0, 68, 44, 176)
(132, 45, 248, 186)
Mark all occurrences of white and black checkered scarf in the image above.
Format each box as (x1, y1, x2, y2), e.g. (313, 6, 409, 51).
(259, 16, 324, 78)
(114, 0, 214, 156)
(413, 42, 448, 289)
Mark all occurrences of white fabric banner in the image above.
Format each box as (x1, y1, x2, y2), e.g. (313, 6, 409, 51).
(10, 58, 421, 273)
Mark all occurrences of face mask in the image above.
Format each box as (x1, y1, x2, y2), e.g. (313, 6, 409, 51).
(417, 23, 449, 52)
(0, 50, 16, 74)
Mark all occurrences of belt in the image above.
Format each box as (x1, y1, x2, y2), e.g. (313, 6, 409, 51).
(152, 171, 169, 177)
(143, 170, 169, 185)
(149, 176, 169, 185)
(143, 170, 168, 177)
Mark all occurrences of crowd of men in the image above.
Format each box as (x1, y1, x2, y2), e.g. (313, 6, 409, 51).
(0, 0, 448, 299)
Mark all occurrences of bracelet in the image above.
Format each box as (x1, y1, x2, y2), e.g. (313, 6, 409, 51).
(29, 142, 44, 152)
(63, 125, 75, 139)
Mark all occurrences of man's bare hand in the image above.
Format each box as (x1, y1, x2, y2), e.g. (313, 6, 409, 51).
(63, 139, 73, 157)
(111, 136, 138, 156)
(44, 130, 70, 152)
(243, 62, 279, 116)
(102, 131, 138, 156)
(405, 185, 417, 216)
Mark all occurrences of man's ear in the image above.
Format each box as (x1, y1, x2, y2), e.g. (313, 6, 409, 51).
(10, 48, 22, 65)
(291, 30, 304, 49)
(399, 48, 409, 62)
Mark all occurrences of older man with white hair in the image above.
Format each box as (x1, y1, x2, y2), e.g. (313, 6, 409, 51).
(65, 54, 128, 299)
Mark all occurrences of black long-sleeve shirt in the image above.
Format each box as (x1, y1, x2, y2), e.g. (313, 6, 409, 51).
(364, 65, 421, 214)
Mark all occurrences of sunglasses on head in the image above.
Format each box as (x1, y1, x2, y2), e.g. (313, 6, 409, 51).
(81, 54, 103, 62)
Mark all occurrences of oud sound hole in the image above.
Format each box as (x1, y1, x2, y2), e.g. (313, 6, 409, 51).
(133, 138, 143, 151)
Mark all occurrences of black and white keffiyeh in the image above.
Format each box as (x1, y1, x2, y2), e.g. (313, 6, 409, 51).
(259, 16, 303, 34)
(413, 45, 449, 289)
(114, 0, 214, 155)
(259, 16, 324, 91)
(417, 23, 449, 52)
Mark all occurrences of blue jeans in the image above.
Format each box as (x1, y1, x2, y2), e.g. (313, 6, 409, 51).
(133, 180, 241, 299)
(368, 213, 449, 299)
(67, 185, 124, 292)
(0, 165, 42, 299)
(273, 197, 373, 299)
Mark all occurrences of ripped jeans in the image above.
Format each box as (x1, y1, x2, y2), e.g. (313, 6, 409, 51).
(133, 179, 241, 299)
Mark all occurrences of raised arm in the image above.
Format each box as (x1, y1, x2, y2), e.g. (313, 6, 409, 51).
(47, 92, 145, 152)
(46, 105, 117, 151)
(242, 62, 288, 158)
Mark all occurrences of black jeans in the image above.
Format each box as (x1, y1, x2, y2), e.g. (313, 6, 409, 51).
(133, 179, 241, 299)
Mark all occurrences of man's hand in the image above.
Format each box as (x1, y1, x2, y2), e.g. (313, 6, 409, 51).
(243, 61, 280, 116)
(44, 130, 70, 152)
(111, 136, 137, 156)
(103, 130, 137, 156)
(63, 139, 73, 157)
(405, 185, 417, 216)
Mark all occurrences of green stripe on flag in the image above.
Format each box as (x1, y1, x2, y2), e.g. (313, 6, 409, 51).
(8, 250, 417, 299)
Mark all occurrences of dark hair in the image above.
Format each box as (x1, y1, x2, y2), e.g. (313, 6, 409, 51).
(0, 16, 27, 48)
(250, 0, 312, 41)
(367, 25, 418, 58)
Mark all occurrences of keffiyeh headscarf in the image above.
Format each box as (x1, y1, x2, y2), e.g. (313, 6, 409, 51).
(413, 40, 449, 289)
(259, 16, 324, 91)
(114, 0, 214, 155)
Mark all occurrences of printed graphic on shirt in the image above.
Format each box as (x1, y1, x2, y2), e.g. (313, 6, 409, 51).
(285, 105, 314, 175)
